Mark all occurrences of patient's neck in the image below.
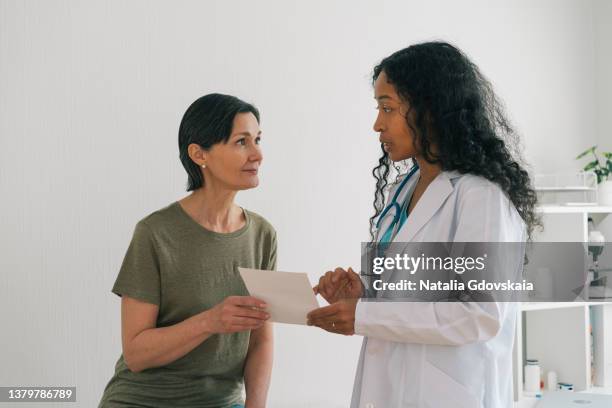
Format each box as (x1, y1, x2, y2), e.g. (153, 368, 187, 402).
(179, 184, 244, 233)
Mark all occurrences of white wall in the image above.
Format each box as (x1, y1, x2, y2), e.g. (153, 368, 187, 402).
(594, 0, 612, 152)
(0, 0, 604, 406)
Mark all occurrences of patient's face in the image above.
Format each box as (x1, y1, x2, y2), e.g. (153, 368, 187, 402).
(198, 112, 263, 191)
(372, 70, 418, 162)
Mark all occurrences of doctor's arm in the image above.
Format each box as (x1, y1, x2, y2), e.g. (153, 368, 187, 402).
(353, 300, 505, 345)
(307, 297, 506, 344)
(309, 184, 522, 345)
(357, 184, 522, 345)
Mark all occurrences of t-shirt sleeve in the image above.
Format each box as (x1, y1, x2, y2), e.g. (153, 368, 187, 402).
(264, 230, 277, 271)
(111, 220, 161, 306)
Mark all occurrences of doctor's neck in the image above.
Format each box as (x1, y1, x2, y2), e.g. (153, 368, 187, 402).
(414, 156, 442, 183)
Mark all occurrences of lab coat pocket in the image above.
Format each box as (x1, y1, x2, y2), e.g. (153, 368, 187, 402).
(421, 362, 480, 408)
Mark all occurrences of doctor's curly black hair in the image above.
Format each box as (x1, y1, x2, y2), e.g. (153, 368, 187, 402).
(370, 41, 540, 242)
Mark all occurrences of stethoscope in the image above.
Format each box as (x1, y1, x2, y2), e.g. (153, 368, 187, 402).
(375, 163, 420, 244)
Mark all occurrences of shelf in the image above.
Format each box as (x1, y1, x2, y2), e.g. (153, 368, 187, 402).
(582, 386, 612, 394)
(516, 388, 612, 408)
(536, 206, 612, 214)
(514, 202, 612, 405)
(536, 187, 596, 191)
(521, 302, 612, 311)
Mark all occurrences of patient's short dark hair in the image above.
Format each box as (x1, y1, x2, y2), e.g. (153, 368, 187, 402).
(178, 93, 260, 191)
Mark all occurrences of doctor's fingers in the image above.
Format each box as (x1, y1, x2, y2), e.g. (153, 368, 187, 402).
(313, 316, 354, 335)
(307, 303, 340, 321)
(346, 267, 361, 282)
(331, 267, 349, 283)
(317, 272, 335, 300)
(320, 269, 349, 298)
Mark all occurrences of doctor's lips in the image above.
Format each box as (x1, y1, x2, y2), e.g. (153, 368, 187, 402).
(380, 140, 392, 152)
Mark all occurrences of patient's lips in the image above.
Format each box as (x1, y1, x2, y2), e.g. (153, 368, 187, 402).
(242, 166, 259, 175)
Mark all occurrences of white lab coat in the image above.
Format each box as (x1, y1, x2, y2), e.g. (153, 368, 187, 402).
(351, 169, 526, 408)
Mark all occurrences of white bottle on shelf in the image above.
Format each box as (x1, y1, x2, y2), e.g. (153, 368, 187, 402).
(525, 359, 541, 397)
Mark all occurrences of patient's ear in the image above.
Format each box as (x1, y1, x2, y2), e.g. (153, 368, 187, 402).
(187, 143, 206, 167)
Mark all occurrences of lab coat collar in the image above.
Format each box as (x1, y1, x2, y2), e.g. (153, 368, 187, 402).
(444, 169, 462, 180)
(393, 168, 460, 242)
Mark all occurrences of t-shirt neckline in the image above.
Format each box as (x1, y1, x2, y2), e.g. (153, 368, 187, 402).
(173, 201, 251, 239)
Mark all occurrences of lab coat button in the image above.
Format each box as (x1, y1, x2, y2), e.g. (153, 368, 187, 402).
(365, 403, 375, 408)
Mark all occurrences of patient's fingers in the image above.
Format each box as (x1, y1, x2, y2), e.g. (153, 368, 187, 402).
(228, 296, 268, 309)
(233, 306, 270, 320)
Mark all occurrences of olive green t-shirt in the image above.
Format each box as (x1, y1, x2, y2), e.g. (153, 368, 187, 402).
(98, 201, 277, 408)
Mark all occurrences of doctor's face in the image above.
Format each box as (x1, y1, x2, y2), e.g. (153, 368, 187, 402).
(194, 112, 263, 191)
(373, 71, 418, 162)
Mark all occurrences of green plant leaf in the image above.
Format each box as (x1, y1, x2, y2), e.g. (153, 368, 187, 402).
(603, 152, 612, 159)
(576, 145, 597, 159)
(584, 160, 599, 171)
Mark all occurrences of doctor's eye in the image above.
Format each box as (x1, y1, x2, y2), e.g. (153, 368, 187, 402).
(236, 138, 246, 146)
(375, 105, 393, 113)
(255, 136, 261, 145)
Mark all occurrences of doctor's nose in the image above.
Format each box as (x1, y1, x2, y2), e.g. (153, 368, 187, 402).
(373, 113, 385, 133)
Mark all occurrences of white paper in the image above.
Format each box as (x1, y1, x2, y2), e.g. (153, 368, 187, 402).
(238, 267, 320, 325)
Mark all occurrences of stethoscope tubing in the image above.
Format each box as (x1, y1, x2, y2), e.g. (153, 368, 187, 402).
(375, 164, 420, 233)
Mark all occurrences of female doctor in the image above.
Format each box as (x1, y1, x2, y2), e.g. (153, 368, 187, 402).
(307, 42, 539, 408)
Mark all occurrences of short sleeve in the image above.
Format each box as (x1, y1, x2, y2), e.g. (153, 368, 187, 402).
(111, 220, 161, 305)
(264, 230, 277, 271)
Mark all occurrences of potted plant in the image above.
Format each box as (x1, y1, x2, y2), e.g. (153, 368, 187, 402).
(576, 145, 612, 205)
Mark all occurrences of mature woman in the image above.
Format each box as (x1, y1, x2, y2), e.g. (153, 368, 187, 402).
(308, 42, 538, 407)
(99, 94, 276, 408)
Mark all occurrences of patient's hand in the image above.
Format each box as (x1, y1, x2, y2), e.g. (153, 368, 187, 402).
(313, 267, 363, 304)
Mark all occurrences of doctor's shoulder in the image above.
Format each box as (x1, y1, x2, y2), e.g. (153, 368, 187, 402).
(449, 172, 527, 242)
(451, 172, 520, 217)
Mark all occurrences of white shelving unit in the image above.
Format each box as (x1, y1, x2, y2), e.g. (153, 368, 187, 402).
(521, 301, 612, 312)
(513, 206, 612, 407)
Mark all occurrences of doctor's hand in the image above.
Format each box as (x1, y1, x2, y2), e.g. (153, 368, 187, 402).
(306, 298, 358, 336)
(313, 267, 364, 304)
